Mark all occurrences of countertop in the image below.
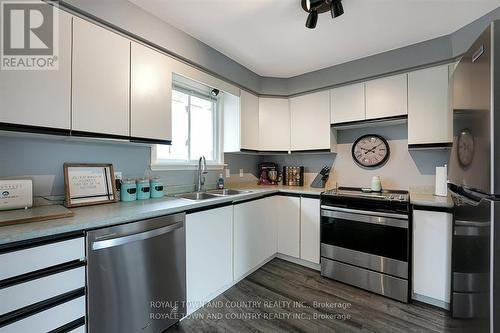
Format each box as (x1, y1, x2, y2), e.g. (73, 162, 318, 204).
(0, 183, 454, 246)
(409, 192, 454, 209)
(0, 185, 322, 246)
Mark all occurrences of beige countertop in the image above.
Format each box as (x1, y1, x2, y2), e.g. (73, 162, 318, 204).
(0, 183, 455, 247)
(0, 185, 322, 246)
(409, 191, 454, 209)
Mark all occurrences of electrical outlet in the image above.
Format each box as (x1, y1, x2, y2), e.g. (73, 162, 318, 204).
(225, 168, 231, 178)
(239, 169, 244, 177)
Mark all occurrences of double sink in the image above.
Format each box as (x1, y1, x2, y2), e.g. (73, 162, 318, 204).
(175, 189, 251, 201)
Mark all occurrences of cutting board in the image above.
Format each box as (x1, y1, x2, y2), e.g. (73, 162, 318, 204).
(0, 205, 74, 226)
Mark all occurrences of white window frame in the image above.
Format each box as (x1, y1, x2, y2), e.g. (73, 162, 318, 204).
(151, 80, 225, 171)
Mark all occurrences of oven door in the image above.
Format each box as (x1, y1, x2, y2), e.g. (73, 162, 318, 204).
(320, 207, 409, 279)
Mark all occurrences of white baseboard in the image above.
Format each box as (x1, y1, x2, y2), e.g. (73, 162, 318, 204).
(276, 253, 320, 271)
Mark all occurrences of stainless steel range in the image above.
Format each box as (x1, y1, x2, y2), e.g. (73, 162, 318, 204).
(320, 187, 410, 302)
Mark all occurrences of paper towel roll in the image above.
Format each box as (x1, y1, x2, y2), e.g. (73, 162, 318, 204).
(435, 165, 448, 197)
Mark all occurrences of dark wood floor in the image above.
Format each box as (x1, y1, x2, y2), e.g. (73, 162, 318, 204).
(168, 259, 472, 333)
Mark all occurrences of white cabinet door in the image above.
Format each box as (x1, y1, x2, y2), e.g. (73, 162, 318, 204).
(240, 90, 259, 150)
(330, 83, 365, 124)
(234, 198, 277, 280)
(300, 197, 320, 264)
(290, 91, 331, 151)
(72, 17, 130, 136)
(131, 42, 172, 141)
(412, 210, 452, 307)
(408, 65, 452, 145)
(186, 206, 233, 314)
(0, 8, 71, 130)
(276, 196, 300, 258)
(259, 97, 290, 151)
(223, 92, 241, 152)
(365, 74, 407, 120)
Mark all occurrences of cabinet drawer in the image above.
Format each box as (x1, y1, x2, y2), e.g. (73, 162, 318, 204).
(68, 324, 86, 333)
(0, 267, 85, 316)
(0, 296, 85, 333)
(0, 238, 85, 280)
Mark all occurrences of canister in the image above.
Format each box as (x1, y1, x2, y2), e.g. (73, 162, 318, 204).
(121, 178, 137, 202)
(150, 177, 164, 198)
(136, 178, 151, 200)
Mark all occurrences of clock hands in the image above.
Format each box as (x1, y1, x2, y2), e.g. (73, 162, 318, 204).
(362, 142, 384, 154)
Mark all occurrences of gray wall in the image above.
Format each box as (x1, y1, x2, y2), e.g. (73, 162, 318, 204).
(333, 124, 450, 189)
(242, 124, 450, 190)
(60, 0, 261, 93)
(0, 135, 221, 196)
(60, 0, 500, 96)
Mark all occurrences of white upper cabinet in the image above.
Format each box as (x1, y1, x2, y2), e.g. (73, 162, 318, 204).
(408, 65, 452, 146)
(259, 97, 290, 151)
(290, 91, 331, 151)
(130, 42, 172, 142)
(365, 74, 407, 120)
(223, 92, 241, 152)
(0, 8, 72, 130)
(72, 17, 130, 136)
(240, 90, 259, 151)
(330, 83, 365, 124)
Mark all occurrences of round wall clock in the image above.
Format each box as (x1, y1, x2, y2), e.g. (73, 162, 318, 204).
(457, 129, 474, 167)
(352, 134, 390, 168)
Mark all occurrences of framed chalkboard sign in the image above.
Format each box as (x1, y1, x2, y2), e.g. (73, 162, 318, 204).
(63, 163, 118, 208)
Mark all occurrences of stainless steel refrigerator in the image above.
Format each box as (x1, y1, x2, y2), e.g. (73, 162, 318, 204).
(448, 21, 499, 333)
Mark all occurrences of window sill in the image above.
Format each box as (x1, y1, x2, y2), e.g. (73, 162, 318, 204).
(150, 163, 226, 171)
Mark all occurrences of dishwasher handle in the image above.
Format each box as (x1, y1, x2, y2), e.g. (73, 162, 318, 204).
(92, 221, 183, 250)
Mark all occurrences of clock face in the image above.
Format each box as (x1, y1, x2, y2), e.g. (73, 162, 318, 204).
(352, 135, 390, 168)
(458, 129, 474, 167)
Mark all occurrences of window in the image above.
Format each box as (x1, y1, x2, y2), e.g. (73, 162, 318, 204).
(151, 82, 222, 169)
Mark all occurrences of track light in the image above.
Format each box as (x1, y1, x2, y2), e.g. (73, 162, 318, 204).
(211, 88, 220, 97)
(301, 0, 345, 29)
(306, 0, 324, 11)
(331, 0, 344, 18)
(305, 10, 318, 29)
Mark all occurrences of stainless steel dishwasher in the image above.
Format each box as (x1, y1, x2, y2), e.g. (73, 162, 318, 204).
(87, 213, 186, 333)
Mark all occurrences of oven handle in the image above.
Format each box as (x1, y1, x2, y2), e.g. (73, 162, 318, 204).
(321, 208, 408, 229)
(321, 205, 408, 220)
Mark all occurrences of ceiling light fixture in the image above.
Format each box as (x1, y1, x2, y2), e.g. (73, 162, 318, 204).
(305, 10, 318, 29)
(301, 0, 344, 29)
(331, 0, 344, 18)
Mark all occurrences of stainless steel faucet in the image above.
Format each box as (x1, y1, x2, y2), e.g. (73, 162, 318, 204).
(196, 156, 207, 192)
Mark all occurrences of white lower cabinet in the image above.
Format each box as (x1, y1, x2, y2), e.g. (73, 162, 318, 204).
(186, 206, 233, 314)
(234, 197, 277, 280)
(0, 296, 85, 333)
(275, 196, 301, 258)
(300, 198, 320, 264)
(412, 209, 452, 308)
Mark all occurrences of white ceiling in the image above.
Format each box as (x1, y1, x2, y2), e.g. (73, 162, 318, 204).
(129, 0, 500, 78)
